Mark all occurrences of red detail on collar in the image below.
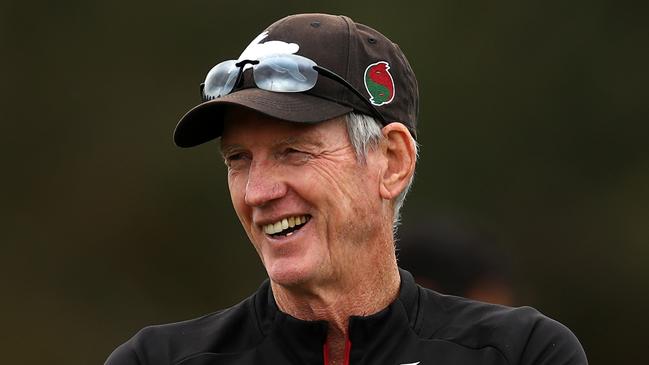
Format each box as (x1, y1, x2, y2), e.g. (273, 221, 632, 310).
(323, 337, 352, 365)
(344, 337, 351, 365)
(323, 342, 329, 365)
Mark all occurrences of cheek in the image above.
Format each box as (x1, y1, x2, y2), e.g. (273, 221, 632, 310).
(307, 162, 382, 227)
(228, 174, 250, 223)
(228, 175, 264, 257)
(332, 164, 385, 234)
(341, 166, 382, 207)
(307, 158, 376, 198)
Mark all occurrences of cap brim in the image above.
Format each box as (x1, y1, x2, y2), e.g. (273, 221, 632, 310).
(173, 88, 353, 148)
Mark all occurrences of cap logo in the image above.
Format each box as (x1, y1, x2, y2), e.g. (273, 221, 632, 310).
(237, 31, 299, 70)
(364, 61, 395, 106)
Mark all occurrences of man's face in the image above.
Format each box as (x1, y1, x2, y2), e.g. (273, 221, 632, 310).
(221, 108, 388, 288)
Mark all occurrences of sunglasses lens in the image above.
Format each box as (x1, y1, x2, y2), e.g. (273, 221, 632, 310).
(254, 55, 317, 92)
(203, 60, 239, 99)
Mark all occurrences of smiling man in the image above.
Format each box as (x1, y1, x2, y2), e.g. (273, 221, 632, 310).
(106, 13, 587, 365)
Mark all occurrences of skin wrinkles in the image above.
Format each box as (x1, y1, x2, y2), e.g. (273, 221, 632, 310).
(223, 135, 345, 182)
(221, 108, 392, 285)
(221, 107, 414, 365)
(222, 131, 325, 161)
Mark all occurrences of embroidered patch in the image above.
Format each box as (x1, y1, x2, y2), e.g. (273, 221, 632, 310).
(364, 61, 395, 106)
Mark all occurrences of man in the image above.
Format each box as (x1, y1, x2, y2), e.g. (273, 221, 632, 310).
(106, 13, 587, 365)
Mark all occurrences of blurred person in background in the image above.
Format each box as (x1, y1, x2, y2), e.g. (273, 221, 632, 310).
(106, 13, 587, 365)
(398, 220, 514, 306)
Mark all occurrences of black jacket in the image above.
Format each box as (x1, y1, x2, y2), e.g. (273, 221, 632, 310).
(105, 270, 587, 364)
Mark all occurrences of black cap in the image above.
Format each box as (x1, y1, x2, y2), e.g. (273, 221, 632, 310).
(174, 13, 419, 147)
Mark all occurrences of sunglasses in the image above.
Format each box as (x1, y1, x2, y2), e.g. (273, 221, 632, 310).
(199, 54, 386, 124)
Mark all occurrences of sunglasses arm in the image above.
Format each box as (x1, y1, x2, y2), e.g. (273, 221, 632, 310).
(313, 65, 387, 125)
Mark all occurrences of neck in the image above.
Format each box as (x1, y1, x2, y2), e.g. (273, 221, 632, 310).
(271, 259, 400, 364)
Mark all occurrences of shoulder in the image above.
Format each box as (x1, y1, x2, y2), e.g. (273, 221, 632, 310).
(417, 288, 588, 364)
(105, 293, 263, 365)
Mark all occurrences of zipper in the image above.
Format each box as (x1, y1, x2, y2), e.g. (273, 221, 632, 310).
(344, 337, 351, 365)
(323, 337, 352, 365)
(323, 342, 329, 365)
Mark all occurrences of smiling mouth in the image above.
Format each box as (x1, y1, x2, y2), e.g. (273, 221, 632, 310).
(263, 215, 311, 238)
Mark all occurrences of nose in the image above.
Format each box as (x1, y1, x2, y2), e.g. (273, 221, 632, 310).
(244, 160, 287, 207)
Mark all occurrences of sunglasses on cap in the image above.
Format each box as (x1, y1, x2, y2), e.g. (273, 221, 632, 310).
(199, 54, 386, 124)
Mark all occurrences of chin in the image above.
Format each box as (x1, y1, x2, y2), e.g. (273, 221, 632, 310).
(265, 259, 318, 288)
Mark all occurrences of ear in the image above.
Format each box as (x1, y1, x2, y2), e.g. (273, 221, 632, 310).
(378, 122, 416, 201)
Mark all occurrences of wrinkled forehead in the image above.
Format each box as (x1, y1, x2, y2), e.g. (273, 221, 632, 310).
(220, 106, 348, 149)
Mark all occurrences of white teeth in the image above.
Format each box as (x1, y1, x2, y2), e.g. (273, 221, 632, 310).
(262, 215, 309, 235)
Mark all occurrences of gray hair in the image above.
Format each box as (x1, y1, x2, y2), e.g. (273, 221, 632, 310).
(344, 112, 418, 228)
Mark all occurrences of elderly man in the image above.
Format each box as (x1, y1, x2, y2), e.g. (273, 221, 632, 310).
(106, 13, 587, 365)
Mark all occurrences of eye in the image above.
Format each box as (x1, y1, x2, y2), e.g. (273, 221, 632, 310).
(224, 152, 251, 169)
(226, 152, 244, 160)
(281, 148, 311, 164)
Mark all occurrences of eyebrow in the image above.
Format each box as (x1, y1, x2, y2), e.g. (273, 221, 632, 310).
(275, 136, 324, 149)
(220, 143, 244, 157)
(220, 135, 324, 157)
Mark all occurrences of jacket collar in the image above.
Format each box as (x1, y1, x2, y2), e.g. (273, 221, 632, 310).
(253, 269, 421, 352)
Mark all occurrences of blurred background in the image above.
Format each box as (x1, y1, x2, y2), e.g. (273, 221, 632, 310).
(2, 0, 647, 363)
